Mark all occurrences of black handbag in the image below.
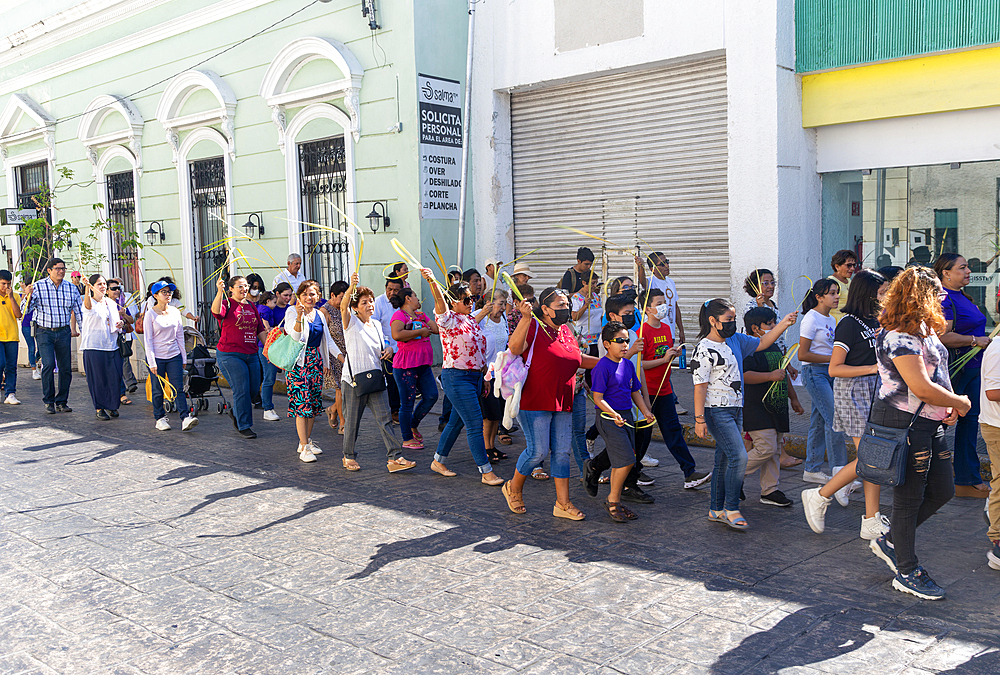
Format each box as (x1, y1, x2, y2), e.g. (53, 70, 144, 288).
(344, 350, 387, 396)
(117, 333, 133, 358)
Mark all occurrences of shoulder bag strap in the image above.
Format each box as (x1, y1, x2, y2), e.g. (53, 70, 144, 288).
(524, 321, 539, 368)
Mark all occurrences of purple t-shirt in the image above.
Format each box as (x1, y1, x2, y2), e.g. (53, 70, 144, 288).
(391, 309, 433, 369)
(942, 287, 987, 369)
(591, 355, 640, 412)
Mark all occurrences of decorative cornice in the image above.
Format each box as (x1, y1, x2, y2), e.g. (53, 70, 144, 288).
(156, 70, 237, 164)
(0, 93, 56, 164)
(77, 94, 144, 175)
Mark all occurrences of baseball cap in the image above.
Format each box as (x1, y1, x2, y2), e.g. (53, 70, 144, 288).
(511, 262, 533, 279)
(70, 271, 81, 278)
(151, 280, 177, 295)
(484, 256, 499, 270)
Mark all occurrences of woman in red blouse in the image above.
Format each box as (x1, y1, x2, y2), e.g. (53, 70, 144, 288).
(502, 287, 600, 519)
(423, 268, 504, 485)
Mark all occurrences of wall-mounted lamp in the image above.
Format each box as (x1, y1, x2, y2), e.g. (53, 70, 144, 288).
(243, 213, 264, 239)
(361, 0, 380, 30)
(366, 202, 389, 233)
(144, 221, 165, 246)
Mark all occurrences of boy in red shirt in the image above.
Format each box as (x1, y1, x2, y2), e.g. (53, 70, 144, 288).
(636, 288, 711, 490)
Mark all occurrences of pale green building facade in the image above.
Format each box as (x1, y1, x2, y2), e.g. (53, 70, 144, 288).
(0, 0, 473, 345)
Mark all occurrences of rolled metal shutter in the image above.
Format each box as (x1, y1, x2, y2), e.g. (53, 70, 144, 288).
(511, 55, 729, 329)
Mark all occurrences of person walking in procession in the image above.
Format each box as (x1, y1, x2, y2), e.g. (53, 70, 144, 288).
(26, 258, 81, 414)
(79, 275, 124, 421)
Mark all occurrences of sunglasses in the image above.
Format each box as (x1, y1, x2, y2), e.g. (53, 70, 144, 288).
(607, 337, 630, 345)
(108, 286, 120, 292)
(845, 262, 858, 268)
(459, 296, 474, 306)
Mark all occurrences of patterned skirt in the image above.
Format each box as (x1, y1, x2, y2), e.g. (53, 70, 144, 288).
(832, 373, 878, 438)
(286, 346, 324, 418)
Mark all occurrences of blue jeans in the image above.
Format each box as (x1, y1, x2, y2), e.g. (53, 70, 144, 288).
(393, 364, 438, 441)
(704, 406, 747, 511)
(516, 409, 573, 479)
(802, 364, 848, 473)
(36, 326, 72, 405)
(571, 387, 589, 473)
(435, 368, 492, 472)
(258, 343, 279, 412)
(0, 341, 18, 396)
(21, 325, 36, 366)
(151, 354, 191, 421)
(217, 350, 261, 431)
(951, 366, 984, 485)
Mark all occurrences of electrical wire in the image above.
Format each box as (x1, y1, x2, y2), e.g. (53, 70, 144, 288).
(53, 0, 325, 127)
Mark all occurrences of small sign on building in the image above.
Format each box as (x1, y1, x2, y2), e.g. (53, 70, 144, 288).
(418, 74, 463, 220)
(1, 208, 37, 226)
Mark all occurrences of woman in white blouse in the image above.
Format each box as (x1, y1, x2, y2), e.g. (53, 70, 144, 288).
(80, 274, 124, 421)
(143, 280, 198, 432)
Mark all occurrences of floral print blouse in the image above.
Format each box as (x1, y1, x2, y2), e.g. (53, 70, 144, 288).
(436, 309, 487, 370)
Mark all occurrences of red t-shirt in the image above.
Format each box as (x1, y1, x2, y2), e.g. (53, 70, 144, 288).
(520, 321, 582, 412)
(213, 298, 265, 354)
(641, 321, 674, 397)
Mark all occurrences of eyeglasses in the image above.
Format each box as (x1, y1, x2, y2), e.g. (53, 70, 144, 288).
(845, 262, 858, 269)
(108, 287, 120, 292)
(51, 266, 66, 271)
(607, 337, 630, 345)
(759, 280, 776, 287)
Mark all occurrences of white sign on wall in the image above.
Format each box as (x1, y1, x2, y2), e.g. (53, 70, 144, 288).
(418, 73, 463, 220)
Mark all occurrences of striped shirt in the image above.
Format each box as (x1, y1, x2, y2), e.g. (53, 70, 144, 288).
(27, 277, 82, 329)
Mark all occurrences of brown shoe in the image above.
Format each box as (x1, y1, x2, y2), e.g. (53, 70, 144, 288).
(431, 460, 457, 477)
(481, 472, 504, 486)
(501, 481, 526, 514)
(387, 456, 416, 473)
(553, 501, 585, 521)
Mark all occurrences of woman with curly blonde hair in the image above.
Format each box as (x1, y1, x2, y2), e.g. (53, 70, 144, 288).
(867, 267, 971, 600)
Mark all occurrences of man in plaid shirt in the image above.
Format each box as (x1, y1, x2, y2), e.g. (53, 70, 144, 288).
(25, 258, 81, 413)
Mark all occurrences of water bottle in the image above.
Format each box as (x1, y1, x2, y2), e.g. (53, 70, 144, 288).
(679, 345, 687, 370)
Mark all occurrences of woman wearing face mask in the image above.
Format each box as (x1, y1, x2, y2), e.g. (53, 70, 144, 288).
(692, 299, 798, 529)
(479, 289, 510, 462)
(286, 280, 341, 463)
(212, 275, 268, 439)
(501, 287, 601, 519)
(799, 278, 848, 484)
(260, 282, 294, 421)
(389, 287, 439, 451)
(422, 268, 503, 484)
(80, 274, 124, 421)
(245, 274, 266, 301)
(320, 280, 350, 433)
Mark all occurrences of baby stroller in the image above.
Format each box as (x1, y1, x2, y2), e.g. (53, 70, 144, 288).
(184, 327, 231, 415)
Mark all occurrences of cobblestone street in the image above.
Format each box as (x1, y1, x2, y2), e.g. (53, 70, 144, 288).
(0, 376, 997, 674)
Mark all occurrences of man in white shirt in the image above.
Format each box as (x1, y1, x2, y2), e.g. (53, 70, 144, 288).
(373, 277, 404, 421)
(271, 253, 307, 291)
(978, 338, 1000, 570)
(483, 257, 500, 294)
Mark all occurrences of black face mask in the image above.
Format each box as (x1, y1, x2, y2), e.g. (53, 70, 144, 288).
(718, 320, 737, 339)
(620, 313, 636, 330)
(549, 308, 571, 326)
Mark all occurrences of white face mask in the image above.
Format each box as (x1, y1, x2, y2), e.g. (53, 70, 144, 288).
(249, 289, 260, 297)
(655, 304, 670, 320)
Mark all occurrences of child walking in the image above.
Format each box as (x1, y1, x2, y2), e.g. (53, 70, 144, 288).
(591, 321, 655, 522)
(742, 306, 803, 507)
(692, 299, 798, 530)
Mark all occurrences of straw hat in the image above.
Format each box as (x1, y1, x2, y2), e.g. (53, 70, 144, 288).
(511, 262, 533, 279)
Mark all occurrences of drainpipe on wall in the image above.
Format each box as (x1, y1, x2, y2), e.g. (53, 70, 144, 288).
(456, 0, 475, 270)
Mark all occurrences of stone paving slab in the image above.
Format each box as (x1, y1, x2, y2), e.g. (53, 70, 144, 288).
(0, 375, 997, 674)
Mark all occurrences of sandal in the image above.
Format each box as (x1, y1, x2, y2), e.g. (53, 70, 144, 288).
(553, 501, 585, 521)
(604, 500, 637, 523)
(430, 460, 457, 477)
(120, 395, 132, 405)
(724, 510, 750, 530)
(531, 468, 550, 481)
(326, 406, 337, 429)
(387, 457, 417, 473)
(780, 457, 803, 469)
(487, 449, 507, 462)
(338, 425, 345, 435)
(342, 457, 361, 472)
(501, 481, 526, 514)
(411, 428, 423, 442)
(497, 434, 512, 446)
(708, 509, 728, 523)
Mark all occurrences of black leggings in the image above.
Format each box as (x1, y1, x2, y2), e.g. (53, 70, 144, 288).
(870, 400, 955, 575)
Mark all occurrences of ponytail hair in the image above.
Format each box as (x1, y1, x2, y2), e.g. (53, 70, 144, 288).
(697, 298, 735, 339)
(802, 278, 838, 314)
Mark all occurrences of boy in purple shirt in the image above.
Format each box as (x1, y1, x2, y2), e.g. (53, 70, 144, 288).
(590, 321, 655, 522)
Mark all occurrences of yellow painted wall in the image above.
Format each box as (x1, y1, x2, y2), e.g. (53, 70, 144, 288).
(802, 45, 1000, 127)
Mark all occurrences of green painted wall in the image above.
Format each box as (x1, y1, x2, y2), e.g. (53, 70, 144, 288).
(796, 0, 1000, 73)
(0, 0, 472, 304)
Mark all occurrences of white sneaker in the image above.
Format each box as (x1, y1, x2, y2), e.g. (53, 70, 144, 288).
(676, 406, 689, 415)
(181, 416, 199, 431)
(4, 393, 20, 405)
(263, 409, 280, 421)
(155, 417, 171, 431)
(834, 483, 854, 507)
(31, 369, 41, 380)
(860, 512, 891, 540)
(802, 471, 831, 484)
(641, 455, 660, 467)
(299, 446, 317, 463)
(802, 487, 831, 534)
(307, 438, 322, 455)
